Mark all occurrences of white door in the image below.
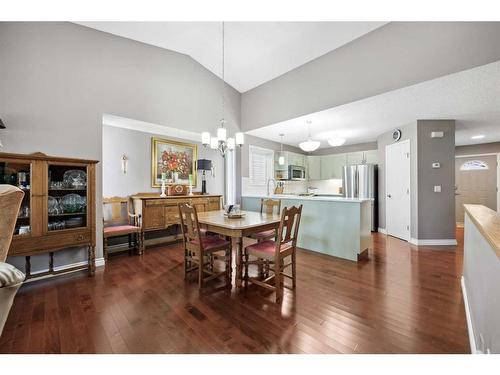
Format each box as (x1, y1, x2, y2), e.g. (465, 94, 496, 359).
(386, 140, 411, 241)
(455, 155, 497, 224)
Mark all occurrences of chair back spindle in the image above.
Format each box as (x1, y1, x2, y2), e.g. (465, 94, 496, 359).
(276, 205, 303, 253)
(103, 197, 137, 227)
(178, 203, 202, 246)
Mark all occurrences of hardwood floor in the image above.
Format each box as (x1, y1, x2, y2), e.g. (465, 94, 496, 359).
(0, 230, 470, 354)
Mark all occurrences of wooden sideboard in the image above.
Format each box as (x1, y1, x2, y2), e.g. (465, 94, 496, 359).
(131, 193, 222, 251)
(1, 151, 98, 278)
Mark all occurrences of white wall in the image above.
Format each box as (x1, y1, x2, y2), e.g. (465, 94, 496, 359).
(463, 213, 500, 353)
(0, 22, 240, 273)
(102, 125, 224, 197)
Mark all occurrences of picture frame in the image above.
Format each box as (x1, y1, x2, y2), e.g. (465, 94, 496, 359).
(151, 137, 198, 188)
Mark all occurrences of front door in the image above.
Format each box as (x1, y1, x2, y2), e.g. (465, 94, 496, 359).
(455, 155, 497, 225)
(386, 140, 411, 241)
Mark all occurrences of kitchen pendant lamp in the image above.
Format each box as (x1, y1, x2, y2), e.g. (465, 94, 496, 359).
(278, 134, 285, 165)
(328, 136, 346, 147)
(299, 121, 320, 152)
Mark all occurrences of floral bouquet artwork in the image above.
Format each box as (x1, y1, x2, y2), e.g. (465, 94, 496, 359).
(151, 137, 197, 187)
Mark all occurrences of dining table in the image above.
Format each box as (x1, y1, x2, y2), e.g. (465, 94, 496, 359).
(196, 209, 281, 288)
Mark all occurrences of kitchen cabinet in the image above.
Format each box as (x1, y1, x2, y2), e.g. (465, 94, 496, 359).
(364, 150, 379, 164)
(307, 156, 321, 180)
(320, 154, 346, 180)
(306, 149, 378, 181)
(288, 152, 306, 167)
(347, 151, 364, 165)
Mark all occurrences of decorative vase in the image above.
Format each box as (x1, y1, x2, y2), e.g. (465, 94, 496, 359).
(172, 171, 179, 183)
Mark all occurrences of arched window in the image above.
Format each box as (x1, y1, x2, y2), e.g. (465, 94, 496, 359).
(460, 160, 489, 171)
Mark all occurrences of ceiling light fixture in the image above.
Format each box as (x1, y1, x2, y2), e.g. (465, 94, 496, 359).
(328, 136, 346, 147)
(299, 121, 320, 152)
(278, 134, 286, 165)
(201, 22, 244, 157)
(471, 135, 485, 140)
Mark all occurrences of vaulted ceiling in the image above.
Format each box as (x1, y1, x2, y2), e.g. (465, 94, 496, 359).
(76, 21, 386, 92)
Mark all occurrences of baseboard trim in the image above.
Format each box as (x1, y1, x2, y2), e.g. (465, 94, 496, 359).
(24, 257, 105, 283)
(377, 227, 387, 234)
(409, 238, 457, 246)
(461, 276, 482, 354)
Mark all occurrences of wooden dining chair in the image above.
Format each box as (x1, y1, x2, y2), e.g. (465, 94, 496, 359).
(178, 203, 232, 289)
(243, 204, 303, 303)
(102, 197, 143, 260)
(247, 198, 281, 242)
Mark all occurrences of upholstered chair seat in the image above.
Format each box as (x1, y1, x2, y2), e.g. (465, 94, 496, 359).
(0, 185, 26, 335)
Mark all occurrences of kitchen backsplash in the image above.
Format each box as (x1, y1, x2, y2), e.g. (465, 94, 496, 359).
(241, 177, 343, 196)
(308, 179, 343, 195)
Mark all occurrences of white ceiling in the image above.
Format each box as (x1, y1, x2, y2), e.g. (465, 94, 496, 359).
(247, 61, 500, 148)
(76, 21, 386, 93)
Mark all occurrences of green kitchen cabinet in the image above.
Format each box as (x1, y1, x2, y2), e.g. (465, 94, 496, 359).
(288, 152, 306, 167)
(346, 151, 364, 165)
(364, 150, 379, 164)
(307, 156, 321, 180)
(320, 154, 346, 179)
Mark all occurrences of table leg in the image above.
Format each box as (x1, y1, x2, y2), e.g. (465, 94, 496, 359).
(236, 236, 243, 288)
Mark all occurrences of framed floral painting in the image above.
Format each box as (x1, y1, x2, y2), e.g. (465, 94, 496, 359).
(151, 137, 198, 187)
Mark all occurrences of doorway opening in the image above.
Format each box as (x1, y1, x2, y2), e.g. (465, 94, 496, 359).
(455, 153, 499, 227)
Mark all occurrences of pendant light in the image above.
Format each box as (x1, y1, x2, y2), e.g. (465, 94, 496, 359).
(278, 134, 285, 166)
(299, 120, 320, 152)
(328, 136, 346, 147)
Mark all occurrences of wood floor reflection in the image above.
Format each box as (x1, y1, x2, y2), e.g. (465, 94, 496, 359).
(0, 230, 470, 353)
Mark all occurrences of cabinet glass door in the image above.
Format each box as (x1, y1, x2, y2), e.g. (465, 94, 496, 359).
(47, 164, 88, 231)
(0, 160, 32, 236)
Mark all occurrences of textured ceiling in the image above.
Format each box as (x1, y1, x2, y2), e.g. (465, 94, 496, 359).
(247, 61, 500, 147)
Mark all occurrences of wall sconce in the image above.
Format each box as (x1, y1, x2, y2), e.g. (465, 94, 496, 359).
(0, 118, 5, 148)
(121, 154, 128, 174)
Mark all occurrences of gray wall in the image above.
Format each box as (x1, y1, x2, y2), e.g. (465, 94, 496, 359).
(456, 142, 500, 156)
(417, 120, 456, 240)
(240, 134, 304, 178)
(310, 142, 377, 156)
(102, 125, 225, 197)
(377, 123, 419, 237)
(242, 22, 500, 131)
(377, 120, 456, 240)
(0, 22, 241, 273)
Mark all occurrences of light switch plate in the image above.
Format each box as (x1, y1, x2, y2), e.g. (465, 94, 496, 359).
(434, 185, 441, 193)
(432, 162, 441, 168)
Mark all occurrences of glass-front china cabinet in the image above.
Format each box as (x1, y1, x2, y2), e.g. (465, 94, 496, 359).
(0, 152, 98, 278)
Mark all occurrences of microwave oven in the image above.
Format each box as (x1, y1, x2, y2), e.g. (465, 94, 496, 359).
(288, 165, 306, 181)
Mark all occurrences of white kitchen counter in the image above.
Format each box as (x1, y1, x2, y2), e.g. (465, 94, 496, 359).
(241, 194, 372, 203)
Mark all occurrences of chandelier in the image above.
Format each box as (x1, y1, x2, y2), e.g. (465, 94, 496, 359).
(201, 22, 244, 156)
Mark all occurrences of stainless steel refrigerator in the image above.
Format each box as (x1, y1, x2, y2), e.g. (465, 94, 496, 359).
(343, 164, 378, 231)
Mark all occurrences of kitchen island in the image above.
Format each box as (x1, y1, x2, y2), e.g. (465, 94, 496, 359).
(241, 194, 372, 262)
